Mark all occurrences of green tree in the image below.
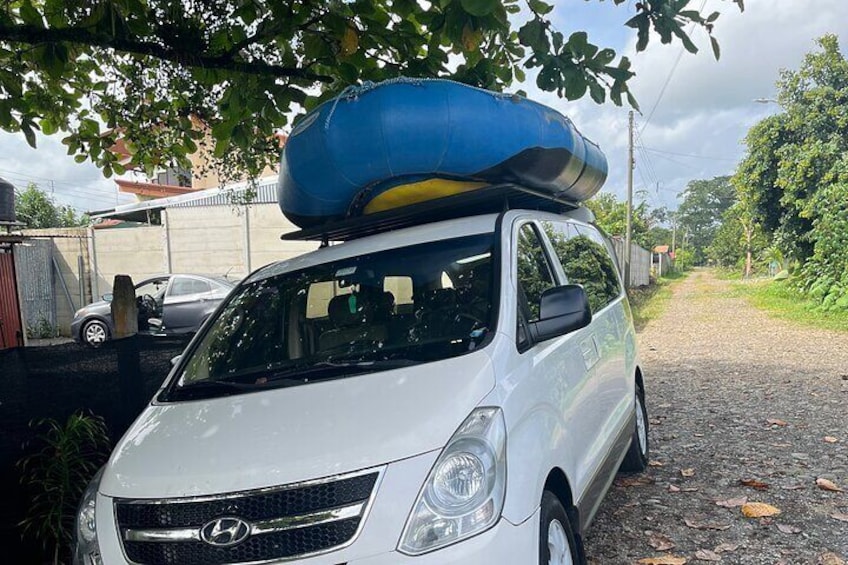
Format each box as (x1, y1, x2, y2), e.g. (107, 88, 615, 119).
(676, 175, 736, 264)
(0, 0, 742, 188)
(15, 182, 87, 228)
(734, 34, 848, 309)
(706, 201, 767, 273)
(585, 191, 655, 248)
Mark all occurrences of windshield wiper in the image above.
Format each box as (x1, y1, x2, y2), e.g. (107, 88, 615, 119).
(261, 358, 418, 385)
(166, 380, 255, 401)
(167, 358, 419, 401)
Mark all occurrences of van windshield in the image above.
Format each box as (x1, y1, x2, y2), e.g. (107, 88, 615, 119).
(164, 233, 496, 400)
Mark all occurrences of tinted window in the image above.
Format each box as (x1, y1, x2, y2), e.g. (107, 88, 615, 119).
(167, 234, 497, 399)
(170, 277, 212, 297)
(516, 223, 555, 323)
(543, 222, 621, 313)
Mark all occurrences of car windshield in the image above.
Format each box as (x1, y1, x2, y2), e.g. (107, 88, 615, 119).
(164, 233, 496, 400)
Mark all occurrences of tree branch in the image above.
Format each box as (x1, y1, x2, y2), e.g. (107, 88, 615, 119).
(0, 22, 334, 82)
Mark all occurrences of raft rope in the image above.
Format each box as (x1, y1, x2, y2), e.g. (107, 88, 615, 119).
(323, 76, 519, 131)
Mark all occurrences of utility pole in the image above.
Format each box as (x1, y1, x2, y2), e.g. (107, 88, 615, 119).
(625, 110, 634, 288)
(671, 216, 677, 255)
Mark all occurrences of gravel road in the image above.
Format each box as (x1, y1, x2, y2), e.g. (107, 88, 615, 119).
(584, 269, 848, 565)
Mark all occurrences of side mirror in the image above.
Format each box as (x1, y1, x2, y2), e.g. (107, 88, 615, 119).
(102, 293, 113, 302)
(529, 285, 592, 342)
(170, 355, 181, 367)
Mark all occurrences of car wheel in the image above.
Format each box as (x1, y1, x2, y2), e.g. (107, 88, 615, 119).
(82, 319, 109, 347)
(619, 385, 649, 472)
(540, 491, 581, 565)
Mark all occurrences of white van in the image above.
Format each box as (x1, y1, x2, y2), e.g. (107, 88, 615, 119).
(74, 208, 648, 565)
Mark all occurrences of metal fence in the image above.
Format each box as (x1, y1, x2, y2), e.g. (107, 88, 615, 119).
(610, 237, 651, 287)
(13, 239, 55, 335)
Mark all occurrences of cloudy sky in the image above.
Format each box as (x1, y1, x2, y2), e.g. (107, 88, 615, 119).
(1, 0, 847, 214)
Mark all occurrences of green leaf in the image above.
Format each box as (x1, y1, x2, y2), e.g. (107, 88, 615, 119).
(594, 48, 616, 66)
(21, 122, 37, 148)
(20, 1, 43, 27)
(563, 68, 587, 101)
(710, 35, 721, 60)
(40, 118, 57, 136)
(626, 13, 650, 52)
(514, 66, 526, 82)
(672, 25, 699, 54)
(460, 0, 498, 17)
(588, 80, 605, 104)
(527, 0, 554, 15)
(518, 19, 549, 52)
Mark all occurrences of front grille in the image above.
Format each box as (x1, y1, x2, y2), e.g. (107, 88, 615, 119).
(123, 518, 359, 565)
(114, 471, 380, 565)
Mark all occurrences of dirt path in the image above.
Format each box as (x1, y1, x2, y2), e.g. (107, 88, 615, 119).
(584, 269, 848, 565)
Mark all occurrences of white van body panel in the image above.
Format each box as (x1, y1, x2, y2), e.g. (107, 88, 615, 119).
(491, 211, 635, 526)
(100, 352, 495, 499)
(88, 206, 643, 565)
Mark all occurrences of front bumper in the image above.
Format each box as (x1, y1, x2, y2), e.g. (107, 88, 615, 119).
(70, 318, 83, 343)
(94, 450, 539, 565)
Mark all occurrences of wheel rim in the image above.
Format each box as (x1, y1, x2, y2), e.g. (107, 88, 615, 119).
(85, 322, 106, 344)
(635, 395, 647, 454)
(547, 519, 573, 565)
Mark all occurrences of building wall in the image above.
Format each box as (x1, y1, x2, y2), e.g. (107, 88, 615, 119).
(246, 205, 317, 273)
(93, 225, 166, 296)
(17, 205, 314, 337)
(92, 204, 315, 291)
(165, 207, 247, 278)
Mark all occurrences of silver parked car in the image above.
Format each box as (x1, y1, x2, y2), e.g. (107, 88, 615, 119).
(71, 274, 235, 346)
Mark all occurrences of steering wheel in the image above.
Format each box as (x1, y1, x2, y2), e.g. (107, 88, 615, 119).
(455, 312, 487, 329)
(137, 294, 157, 317)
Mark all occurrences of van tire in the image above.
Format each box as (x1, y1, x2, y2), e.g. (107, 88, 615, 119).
(540, 491, 582, 565)
(619, 385, 649, 472)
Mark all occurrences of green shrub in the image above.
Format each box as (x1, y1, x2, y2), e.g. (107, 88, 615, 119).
(18, 412, 111, 565)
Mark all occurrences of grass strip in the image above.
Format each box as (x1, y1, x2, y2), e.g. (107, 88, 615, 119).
(737, 279, 848, 333)
(628, 270, 688, 332)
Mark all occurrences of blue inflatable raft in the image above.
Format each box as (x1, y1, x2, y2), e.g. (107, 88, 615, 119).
(278, 79, 608, 228)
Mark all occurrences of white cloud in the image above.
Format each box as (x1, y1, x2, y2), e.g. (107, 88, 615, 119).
(523, 0, 848, 210)
(0, 131, 126, 214)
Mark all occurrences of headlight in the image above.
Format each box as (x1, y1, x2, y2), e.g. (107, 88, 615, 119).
(73, 467, 104, 565)
(399, 407, 506, 555)
(74, 308, 88, 318)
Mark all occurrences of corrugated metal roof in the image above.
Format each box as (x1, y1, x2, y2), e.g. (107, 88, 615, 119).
(169, 180, 278, 208)
(89, 177, 278, 221)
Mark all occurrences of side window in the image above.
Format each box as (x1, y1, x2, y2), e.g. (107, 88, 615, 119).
(543, 221, 621, 313)
(516, 223, 556, 323)
(169, 277, 211, 297)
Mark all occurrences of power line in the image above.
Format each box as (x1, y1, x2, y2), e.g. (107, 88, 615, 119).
(0, 169, 117, 204)
(642, 146, 738, 162)
(640, 0, 708, 135)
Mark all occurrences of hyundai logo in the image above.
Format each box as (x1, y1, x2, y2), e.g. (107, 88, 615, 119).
(200, 517, 251, 547)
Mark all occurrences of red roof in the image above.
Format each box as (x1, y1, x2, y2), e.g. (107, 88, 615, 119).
(654, 245, 670, 253)
(115, 179, 195, 198)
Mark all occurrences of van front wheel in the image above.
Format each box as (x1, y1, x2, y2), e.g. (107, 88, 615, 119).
(539, 491, 580, 565)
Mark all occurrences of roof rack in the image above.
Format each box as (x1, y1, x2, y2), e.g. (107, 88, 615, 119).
(281, 183, 580, 242)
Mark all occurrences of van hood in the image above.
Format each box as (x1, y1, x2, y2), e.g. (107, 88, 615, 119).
(100, 351, 495, 499)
